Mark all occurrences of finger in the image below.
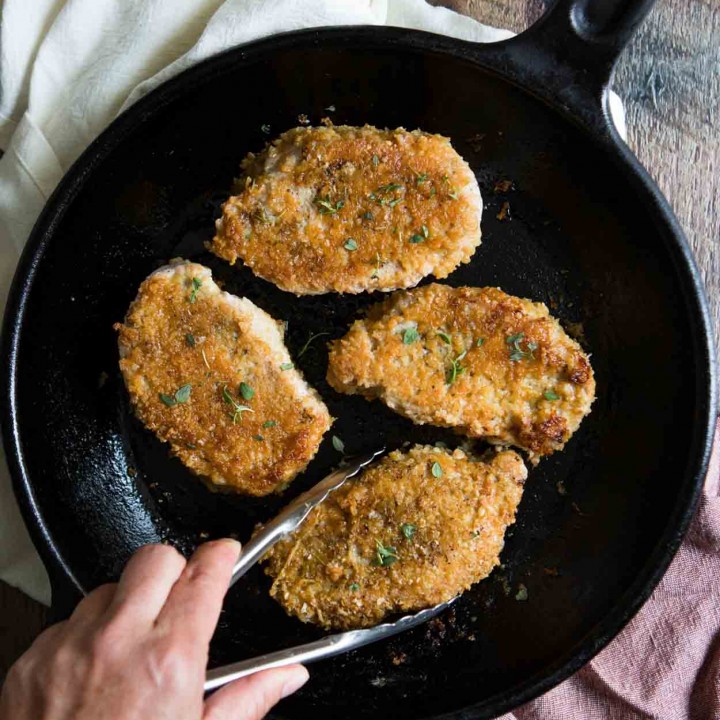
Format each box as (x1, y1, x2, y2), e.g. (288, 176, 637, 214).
(203, 665, 309, 720)
(156, 539, 239, 646)
(67, 583, 117, 627)
(107, 543, 187, 625)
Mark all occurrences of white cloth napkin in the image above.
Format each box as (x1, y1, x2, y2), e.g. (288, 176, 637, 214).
(0, 0, 624, 606)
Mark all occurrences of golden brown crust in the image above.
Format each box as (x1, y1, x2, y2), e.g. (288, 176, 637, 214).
(210, 124, 482, 295)
(115, 261, 331, 496)
(327, 284, 596, 460)
(263, 445, 526, 629)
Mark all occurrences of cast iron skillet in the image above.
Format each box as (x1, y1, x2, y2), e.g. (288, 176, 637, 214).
(2, 0, 717, 717)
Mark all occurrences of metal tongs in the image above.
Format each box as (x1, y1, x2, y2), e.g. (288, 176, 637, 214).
(205, 449, 456, 692)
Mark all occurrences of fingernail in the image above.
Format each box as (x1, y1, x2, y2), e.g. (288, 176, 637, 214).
(219, 538, 242, 557)
(280, 666, 310, 699)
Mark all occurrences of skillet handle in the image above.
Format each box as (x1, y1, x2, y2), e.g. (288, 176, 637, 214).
(521, 0, 656, 85)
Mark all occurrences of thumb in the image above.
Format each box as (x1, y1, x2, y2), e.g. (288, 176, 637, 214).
(203, 665, 309, 720)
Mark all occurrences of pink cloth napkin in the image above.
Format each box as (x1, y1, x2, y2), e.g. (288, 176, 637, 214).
(500, 421, 720, 720)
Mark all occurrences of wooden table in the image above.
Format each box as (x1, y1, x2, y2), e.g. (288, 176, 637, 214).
(1, 0, 717, 687)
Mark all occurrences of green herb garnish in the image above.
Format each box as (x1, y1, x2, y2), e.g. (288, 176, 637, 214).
(372, 154, 380, 167)
(362, 211, 374, 221)
(263, 420, 277, 428)
(476, 338, 485, 347)
(375, 540, 399, 567)
(544, 389, 560, 401)
(506, 332, 537, 362)
(344, 238, 358, 251)
(401, 523, 417, 540)
(446, 350, 467, 385)
(402, 327, 419, 345)
(298, 332, 330, 358)
(185, 333, 196, 347)
(239, 382, 254, 401)
(222, 385, 254, 424)
(422, 224, 429, 238)
(261, 124, 271, 134)
(416, 173, 428, 185)
(315, 196, 345, 215)
(280, 362, 294, 371)
(332, 435, 345, 453)
(437, 331, 452, 344)
(189, 278, 202, 303)
(409, 234, 424, 244)
(431, 462, 443, 478)
(160, 383, 192, 407)
(515, 584, 528, 601)
(349, 582, 360, 591)
(175, 384, 192, 404)
(253, 434, 264, 442)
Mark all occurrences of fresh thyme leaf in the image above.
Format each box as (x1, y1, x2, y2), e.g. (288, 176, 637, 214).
(422, 224, 429, 238)
(448, 190, 459, 200)
(174, 384, 192, 404)
(189, 278, 202, 303)
(344, 238, 358, 251)
(401, 523, 417, 540)
(416, 173, 428, 185)
(388, 197, 402, 207)
(159, 393, 177, 407)
(222, 385, 253, 423)
(185, 333, 196, 347)
(409, 234, 424, 244)
(437, 331, 452, 344)
(402, 327, 419, 345)
(375, 540, 399, 567)
(362, 211, 374, 221)
(239, 382, 254, 401)
(298, 332, 330, 358)
(349, 582, 360, 591)
(431, 462, 443, 478)
(544, 389, 560, 401)
(506, 332, 537, 362)
(280, 362, 294, 371)
(331, 435, 345, 453)
(262, 420, 277, 428)
(314, 196, 345, 215)
(253, 434, 264, 442)
(446, 350, 467, 385)
(476, 337, 485, 347)
(376, 182, 403, 194)
(372, 154, 380, 167)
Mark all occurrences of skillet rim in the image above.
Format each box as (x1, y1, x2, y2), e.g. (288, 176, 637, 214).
(1, 26, 716, 719)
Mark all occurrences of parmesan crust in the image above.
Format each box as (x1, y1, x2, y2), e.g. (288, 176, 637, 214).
(210, 124, 482, 294)
(115, 260, 331, 495)
(327, 284, 595, 460)
(263, 445, 526, 630)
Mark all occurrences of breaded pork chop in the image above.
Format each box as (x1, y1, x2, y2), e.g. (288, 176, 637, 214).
(115, 260, 331, 496)
(263, 445, 526, 630)
(327, 284, 595, 461)
(210, 124, 482, 295)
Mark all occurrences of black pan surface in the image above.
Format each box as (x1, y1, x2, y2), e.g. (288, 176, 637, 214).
(2, 14, 716, 720)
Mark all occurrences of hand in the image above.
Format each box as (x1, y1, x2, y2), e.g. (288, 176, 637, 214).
(0, 540, 308, 720)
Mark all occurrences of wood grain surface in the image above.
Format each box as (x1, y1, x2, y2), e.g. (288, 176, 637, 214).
(1, 0, 717, 686)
